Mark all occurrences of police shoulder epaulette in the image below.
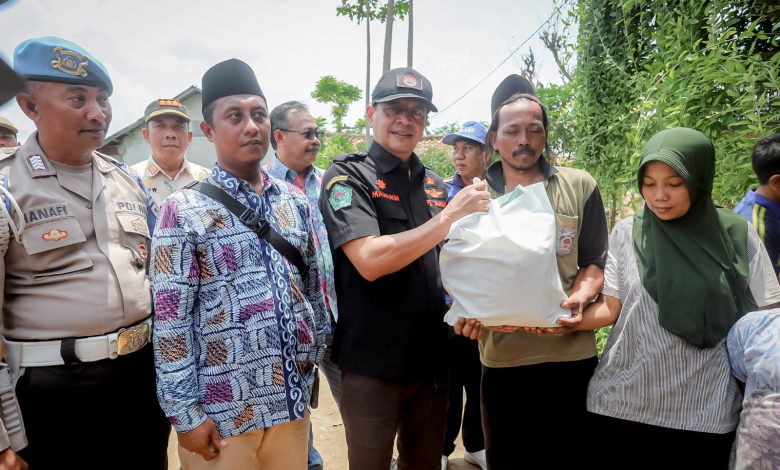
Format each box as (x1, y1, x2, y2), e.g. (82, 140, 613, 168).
(333, 151, 368, 162)
(94, 151, 124, 168)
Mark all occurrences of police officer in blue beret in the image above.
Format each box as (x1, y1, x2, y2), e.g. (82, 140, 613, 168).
(0, 36, 168, 470)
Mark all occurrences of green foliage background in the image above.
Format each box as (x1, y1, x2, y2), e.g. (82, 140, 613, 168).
(314, 134, 456, 179)
(573, 0, 780, 221)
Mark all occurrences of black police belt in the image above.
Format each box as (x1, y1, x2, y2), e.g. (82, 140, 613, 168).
(4, 317, 152, 367)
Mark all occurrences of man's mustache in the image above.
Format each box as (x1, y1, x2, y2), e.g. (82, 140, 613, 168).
(512, 145, 535, 157)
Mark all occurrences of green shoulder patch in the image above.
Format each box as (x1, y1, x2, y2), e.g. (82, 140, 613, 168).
(328, 183, 353, 211)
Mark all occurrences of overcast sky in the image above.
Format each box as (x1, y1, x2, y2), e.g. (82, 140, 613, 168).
(0, 0, 568, 141)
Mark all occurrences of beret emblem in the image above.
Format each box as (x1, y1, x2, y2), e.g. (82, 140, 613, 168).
(50, 47, 89, 77)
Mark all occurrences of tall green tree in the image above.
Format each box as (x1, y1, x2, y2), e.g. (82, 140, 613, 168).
(337, 1, 410, 140)
(311, 76, 362, 133)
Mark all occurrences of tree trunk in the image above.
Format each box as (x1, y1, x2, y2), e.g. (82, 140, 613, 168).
(406, 0, 413, 67)
(383, 0, 394, 73)
(365, 1, 372, 146)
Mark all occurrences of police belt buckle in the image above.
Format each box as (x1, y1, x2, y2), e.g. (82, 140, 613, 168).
(107, 319, 151, 359)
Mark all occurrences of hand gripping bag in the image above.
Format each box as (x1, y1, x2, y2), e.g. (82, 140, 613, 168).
(441, 182, 569, 327)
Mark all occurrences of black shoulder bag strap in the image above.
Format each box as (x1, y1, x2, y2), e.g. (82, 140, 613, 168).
(191, 181, 309, 278)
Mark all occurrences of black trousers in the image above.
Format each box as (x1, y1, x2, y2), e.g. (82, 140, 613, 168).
(17, 344, 170, 470)
(443, 334, 484, 456)
(340, 371, 448, 470)
(481, 356, 598, 470)
(591, 412, 736, 470)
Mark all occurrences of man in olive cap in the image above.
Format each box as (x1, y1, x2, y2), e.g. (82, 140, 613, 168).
(318, 67, 490, 468)
(129, 98, 209, 211)
(151, 58, 327, 469)
(0, 36, 167, 469)
(0, 117, 18, 148)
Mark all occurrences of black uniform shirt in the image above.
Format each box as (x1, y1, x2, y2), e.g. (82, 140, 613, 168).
(319, 141, 448, 382)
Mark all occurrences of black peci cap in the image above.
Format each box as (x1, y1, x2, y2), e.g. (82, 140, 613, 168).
(490, 74, 537, 116)
(202, 58, 265, 111)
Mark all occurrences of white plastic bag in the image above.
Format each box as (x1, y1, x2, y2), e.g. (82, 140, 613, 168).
(441, 182, 570, 327)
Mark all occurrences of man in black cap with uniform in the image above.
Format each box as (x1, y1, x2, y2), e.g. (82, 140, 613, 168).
(455, 75, 608, 470)
(319, 67, 490, 469)
(151, 58, 327, 469)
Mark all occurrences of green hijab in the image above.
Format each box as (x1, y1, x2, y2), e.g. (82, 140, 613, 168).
(633, 127, 756, 348)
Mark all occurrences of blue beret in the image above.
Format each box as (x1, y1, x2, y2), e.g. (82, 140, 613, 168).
(14, 36, 113, 95)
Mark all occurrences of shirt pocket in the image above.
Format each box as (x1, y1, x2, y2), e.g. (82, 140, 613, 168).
(21, 204, 93, 280)
(116, 211, 151, 268)
(374, 199, 408, 235)
(554, 213, 579, 256)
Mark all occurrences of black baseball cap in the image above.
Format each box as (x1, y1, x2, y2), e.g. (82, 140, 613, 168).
(371, 67, 437, 112)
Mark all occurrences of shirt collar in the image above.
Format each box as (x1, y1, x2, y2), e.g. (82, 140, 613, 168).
(368, 141, 424, 179)
(208, 163, 274, 199)
(19, 131, 115, 178)
(751, 189, 780, 212)
(146, 155, 191, 180)
(485, 155, 558, 195)
(265, 153, 318, 181)
(450, 173, 466, 188)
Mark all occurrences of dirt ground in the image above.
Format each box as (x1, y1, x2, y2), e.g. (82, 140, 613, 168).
(167, 374, 480, 469)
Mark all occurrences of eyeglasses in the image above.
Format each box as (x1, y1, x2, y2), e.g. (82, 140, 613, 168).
(278, 128, 324, 141)
(380, 105, 428, 124)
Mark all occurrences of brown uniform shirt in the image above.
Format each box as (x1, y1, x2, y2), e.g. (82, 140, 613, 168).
(0, 133, 151, 340)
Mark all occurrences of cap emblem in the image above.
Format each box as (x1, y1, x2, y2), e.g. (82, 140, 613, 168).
(50, 47, 89, 77)
(398, 73, 422, 90)
(157, 99, 181, 107)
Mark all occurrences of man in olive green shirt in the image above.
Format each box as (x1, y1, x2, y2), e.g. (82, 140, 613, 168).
(455, 75, 608, 470)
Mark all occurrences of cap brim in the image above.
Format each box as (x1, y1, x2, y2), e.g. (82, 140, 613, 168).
(375, 93, 438, 112)
(442, 132, 484, 146)
(0, 124, 18, 134)
(145, 109, 191, 122)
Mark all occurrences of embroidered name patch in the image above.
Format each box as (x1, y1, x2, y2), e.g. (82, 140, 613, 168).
(115, 200, 147, 215)
(329, 183, 352, 210)
(371, 190, 400, 202)
(325, 175, 348, 190)
(24, 203, 69, 224)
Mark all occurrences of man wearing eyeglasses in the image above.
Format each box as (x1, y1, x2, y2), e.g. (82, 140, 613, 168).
(319, 67, 491, 469)
(266, 101, 336, 470)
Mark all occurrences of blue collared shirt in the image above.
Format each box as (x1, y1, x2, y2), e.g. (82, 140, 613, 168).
(734, 189, 780, 275)
(151, 165, 328, 437)
(265, 154, 338, 321)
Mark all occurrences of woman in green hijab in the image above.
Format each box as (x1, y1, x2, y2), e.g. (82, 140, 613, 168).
(567, 128, 780, 468)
